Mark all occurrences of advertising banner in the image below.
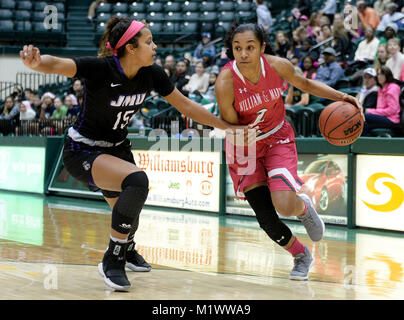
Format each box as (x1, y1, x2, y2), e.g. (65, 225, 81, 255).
(356, 155, 404, 232)
(0, 146, 45, 194)
(0, 192, 44, 245)
(48, 147, 222, 212)
(226, 154, 348, 225)
(133, 150, 221, 212)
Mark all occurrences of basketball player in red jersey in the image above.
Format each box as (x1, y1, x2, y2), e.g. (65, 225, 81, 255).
(216, 24, 363, 280)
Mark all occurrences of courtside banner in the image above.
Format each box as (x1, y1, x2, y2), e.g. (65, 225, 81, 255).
(225, 154, 348, 225)
(356, 155, 404, 232)
(133, 150, 221, 212)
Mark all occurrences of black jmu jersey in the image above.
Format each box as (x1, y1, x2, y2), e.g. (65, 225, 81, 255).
(72, 55, 174, 143)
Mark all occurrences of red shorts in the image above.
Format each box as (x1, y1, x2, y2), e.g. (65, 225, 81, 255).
(226, 121, 304, 200)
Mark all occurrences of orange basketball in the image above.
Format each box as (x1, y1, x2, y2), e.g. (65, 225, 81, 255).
(319, 101, 364, 146)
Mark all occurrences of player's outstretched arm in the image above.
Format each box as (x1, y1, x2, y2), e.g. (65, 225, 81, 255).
(20, 44, 76, 78)
(267, 55, 364, 118)
(164, 88, 238, 130)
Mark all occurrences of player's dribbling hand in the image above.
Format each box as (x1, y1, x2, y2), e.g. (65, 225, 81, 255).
(342, 94, 365, 121)
(20, 45, 41, 69)
(225, 124, 257, 146)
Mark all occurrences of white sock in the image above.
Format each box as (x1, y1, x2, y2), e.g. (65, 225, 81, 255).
(110, 235, 128, 243)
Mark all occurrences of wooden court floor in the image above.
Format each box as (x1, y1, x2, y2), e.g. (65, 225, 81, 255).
(1, 191, 404, 300)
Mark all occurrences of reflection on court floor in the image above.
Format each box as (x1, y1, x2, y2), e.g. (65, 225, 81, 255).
(0, 191, 403, 300)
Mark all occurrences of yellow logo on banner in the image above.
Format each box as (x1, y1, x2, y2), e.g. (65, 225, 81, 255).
(362, 173, 404, 212)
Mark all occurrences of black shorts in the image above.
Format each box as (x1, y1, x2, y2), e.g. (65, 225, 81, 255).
(62, 136, 136, 198)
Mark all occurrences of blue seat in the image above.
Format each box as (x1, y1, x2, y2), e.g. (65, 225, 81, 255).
(15, 20, 31, 31)
(96, 2, 112, 14)
(182, 2, 199, 12)
(34, 1, 48, 12)
(0, 0, 15, 10)
(218, 11, 235, 22)
(217, 1, 234, 11)
(165, 12, 182, 22)
(0, 19, 13, 30)
(14, 10, 30, 21)
(32, 11, 47, 21)
(131, 12, 146, 21)
(236, 2, 253, 11)
(112, 3, 128, 14)
(129, 3, 146, 13)
(200, 11, 217, 22)
(183, 11, 199, 22)
(148, 22, 163, 33)
(53, 2, 65, 13)
(147, 2, 164, 12)
(16, 0, 32, 11)
(164, 2, 181, 12)
(147, 12, 165, 22)
(96, 12, 112, 23)
(201, 1, 216, 11)
(0, 9, 12, 19)
(179, 21, 198, 33)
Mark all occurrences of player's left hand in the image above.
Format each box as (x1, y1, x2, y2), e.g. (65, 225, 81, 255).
(342, 94, 365, 121)
(225, 124, 257, 146)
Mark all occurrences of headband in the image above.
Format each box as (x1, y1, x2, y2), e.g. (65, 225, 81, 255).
(106, 20, 145, 56)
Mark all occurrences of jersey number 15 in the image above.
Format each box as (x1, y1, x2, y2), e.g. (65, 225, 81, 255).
(112, 110, 136, 130)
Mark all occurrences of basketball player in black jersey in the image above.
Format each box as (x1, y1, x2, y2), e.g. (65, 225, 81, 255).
(20, 17, 251, 291)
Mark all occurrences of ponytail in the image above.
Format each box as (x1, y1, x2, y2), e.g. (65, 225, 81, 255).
(98, 16, 122, 58)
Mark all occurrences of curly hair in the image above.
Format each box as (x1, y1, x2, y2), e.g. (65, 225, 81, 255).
(223, 22, 274, 60)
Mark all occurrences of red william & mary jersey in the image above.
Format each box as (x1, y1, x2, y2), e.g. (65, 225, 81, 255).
(221, 55, 288, 140)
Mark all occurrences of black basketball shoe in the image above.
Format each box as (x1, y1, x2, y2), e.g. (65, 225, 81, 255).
(125, 241, 152, 272)
(98, 239, 131, 291)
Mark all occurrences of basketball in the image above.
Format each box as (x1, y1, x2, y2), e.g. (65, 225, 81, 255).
(319, 101, 364, 146)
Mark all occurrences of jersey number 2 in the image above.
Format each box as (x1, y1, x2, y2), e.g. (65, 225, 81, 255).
(112, 110, 135, 130)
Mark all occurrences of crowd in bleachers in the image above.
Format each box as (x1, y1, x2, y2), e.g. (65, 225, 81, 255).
(1, 0, 404, 137)
(0, 79, 83, 136)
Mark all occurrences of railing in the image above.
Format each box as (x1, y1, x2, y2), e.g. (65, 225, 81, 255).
(0, 118, 75, 136)
(0, 82, 20, 101)
(15, 72, 68, 92)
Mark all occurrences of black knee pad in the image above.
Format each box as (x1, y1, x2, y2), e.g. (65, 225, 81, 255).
(245, 186, 292, 247)
(111, 171, 149, 234)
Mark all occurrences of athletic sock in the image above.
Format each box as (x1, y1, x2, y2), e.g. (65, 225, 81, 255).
(286, 237, 305, 256)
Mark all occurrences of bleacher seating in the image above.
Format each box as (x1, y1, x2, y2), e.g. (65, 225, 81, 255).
(0, 0, 66, 46)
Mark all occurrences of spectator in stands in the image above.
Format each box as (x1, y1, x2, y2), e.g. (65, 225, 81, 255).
(379, 22, 399, 45)
(0, 96, 19, 120)
(183, 61, 210, 95)
(275, 31, 291, 58)
(386, 38, 404, 79)
(65, 94, 80, 120)
(302, 55, 318, 80)
(354, 27, 380, 62)
(374, 0, 393, 17)
(307, 12, 322, 39)
(193, 32, 216, 62)
(316, 24, 332, 43)
(331, 22, 351, 60)
(287, 30, 301, 59)
(377, 3, 404, 32)
(298, 37, 319, 61)
(315, 47, 344, 87)
(39, 92, 56, 120)
(72, 79, 83, 97)
(216, 47, 230, 68)
(29, 92, 42, 118)
(51, 97, 68, 120)
(201, 51, 218, 74)
(256, 0, 273, 33)
(357, 68, 379, 111)
(23, 88, 33, 101)
(363, 66, 401, 135)
(154, 57, 163, 68)
(293, 0, 311, 18)
(285, 68, 311, 107)
(357, 0, 381, 29)
(203, 72, 218, 103)
(11, 86, 22, 101)
(164, 54, 176, 78)
(19, 100, 36, 121)
(169, 59, 191, 97)
(374, 43, 390, 72)
(319, 0, 337, 24)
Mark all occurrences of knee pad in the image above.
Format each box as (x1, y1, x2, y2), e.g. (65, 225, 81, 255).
(115, 171, 149, 219)
(245, 186, 292, 247)
(111, 171, 149, 234)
